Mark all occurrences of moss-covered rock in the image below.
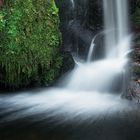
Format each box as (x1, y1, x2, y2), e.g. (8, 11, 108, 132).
(0, 0, 62, 88)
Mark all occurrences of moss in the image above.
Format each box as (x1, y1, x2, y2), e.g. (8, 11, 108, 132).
(132, 7, 140, 28)
(0, 0, 62, 88)
(132, 65, 140, 76)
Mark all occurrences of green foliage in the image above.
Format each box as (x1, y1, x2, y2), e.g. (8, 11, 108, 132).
(0, 0, 62, 87)
(132, 7, 140, 28)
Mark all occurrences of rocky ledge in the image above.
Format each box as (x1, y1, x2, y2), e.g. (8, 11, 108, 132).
(126, 36, 140, 102)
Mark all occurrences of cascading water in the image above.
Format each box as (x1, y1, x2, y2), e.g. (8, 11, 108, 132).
(70, 0, 75, 9)
(87, 37, 95, 62)
(103, 0, 130, 58)
(0, 0, 133, 124)
(66, 0, 130, 92)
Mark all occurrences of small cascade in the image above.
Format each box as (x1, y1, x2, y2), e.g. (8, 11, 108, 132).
(70, 0, 75, 9)
(87, 38, 95, 62)
(87, 32, 103, 62)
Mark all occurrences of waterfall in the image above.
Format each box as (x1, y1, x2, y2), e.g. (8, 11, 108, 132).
(0, 0, 133, 124)
(67, 0, 131, 93)
(103, 0, 130, 58)
(70, 0, 75, 9)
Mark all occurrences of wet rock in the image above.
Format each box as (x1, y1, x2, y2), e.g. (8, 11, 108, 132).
(132, 62, 140, 78)
(125, 46, 140, 100)
(55, 0, 104, 56)
(55, 0, 93, 58)
(126, 81, 140, 103)
(131, 43, 140, 79)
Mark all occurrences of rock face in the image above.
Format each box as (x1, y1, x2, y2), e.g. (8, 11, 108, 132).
(130, 48, 140, 102)
(127, 81, 140, 102)
(127, 0, 140, 102)
(55, 0, 104, 61)
(124, 36, 140, 102)
(55, 0, 139, 60)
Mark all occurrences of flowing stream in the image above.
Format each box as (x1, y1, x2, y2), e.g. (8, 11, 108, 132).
(0, 0, 133, 124)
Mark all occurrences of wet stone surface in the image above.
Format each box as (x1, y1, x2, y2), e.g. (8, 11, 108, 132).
(127, 37, 140, 102)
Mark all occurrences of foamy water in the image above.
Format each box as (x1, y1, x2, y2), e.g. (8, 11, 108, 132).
(0, 88, 134, 124)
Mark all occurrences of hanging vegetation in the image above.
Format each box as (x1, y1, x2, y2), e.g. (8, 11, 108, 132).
(0, 0, 62, 88)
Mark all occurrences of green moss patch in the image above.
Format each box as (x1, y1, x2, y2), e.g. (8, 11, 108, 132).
(0, 0, 62, 88)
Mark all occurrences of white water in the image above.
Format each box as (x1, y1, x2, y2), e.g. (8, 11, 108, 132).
(103, 0, 130, 58)
(87, 37, 95, 62)
(0, 89, 132, 123)
(66, 58, 127, 92)
(0, 0, 132, 123)
(70, 0, 75, 9)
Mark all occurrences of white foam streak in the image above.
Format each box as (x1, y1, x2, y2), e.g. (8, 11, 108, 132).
(0, 89, 132, 123)
(87, 38, 95, 62)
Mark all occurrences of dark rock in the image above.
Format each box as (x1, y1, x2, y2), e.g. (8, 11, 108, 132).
(124, 45, 140, 101)
(55, 0, 103, 59)
(126, 81, 140, 102)
(131, 44, 140, 79)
